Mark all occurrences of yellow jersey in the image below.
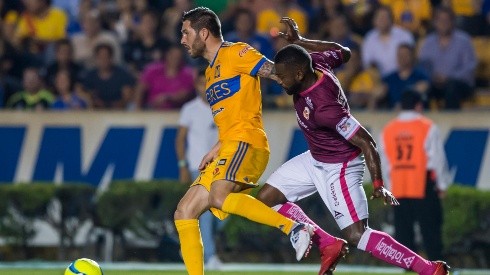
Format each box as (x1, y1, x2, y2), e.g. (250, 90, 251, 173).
(16, 8, 67, 41)
(205, 42, 269, 150)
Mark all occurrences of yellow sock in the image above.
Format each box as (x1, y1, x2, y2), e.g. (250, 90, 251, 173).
(174, 219, 204, 275)
(221, 193, 295, 234)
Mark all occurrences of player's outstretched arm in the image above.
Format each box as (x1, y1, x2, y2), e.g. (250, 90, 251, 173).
(348, 127, 399, 206)
(278, 17, 351, 63)
(257, 60, 281, 83)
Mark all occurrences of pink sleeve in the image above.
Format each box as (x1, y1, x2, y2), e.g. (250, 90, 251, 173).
(310, 49, 344, 70)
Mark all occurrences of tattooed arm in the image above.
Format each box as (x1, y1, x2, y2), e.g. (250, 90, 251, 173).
(256, 60, 280, 82)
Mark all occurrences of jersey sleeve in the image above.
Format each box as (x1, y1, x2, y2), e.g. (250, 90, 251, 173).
(228, 43, 268, 77)
(310, 49, 344, 70)
(316, 105, 361, 140)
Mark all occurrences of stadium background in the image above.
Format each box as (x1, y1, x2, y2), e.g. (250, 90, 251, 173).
(0, 0, 489, 274)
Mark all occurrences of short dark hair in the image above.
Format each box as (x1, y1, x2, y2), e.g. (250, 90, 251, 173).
(375, 5, 394, 23)
(434, 5, 456, 21)
(55, 38, 72, 49)
(400, 90, 423, 110)
(398, 43, 415, 53)
(182, 7, 222, 38)
(235, 8, 255, 26)
(274, 44, 311, 70)
(94, 43, 114, 57)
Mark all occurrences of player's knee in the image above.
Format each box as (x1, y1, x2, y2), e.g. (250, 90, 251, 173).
(256, 188, 273, 206)
(174, 208, 189, 220)
(256, 184, 286, 207)
(173, 208, 185, 220)
(174, 204, 197, 220)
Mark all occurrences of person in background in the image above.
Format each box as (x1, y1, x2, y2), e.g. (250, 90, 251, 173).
(336, 47, 384, 110)
(381, 43, 429, 109)
(380, 0, 432, 37)
(309, 0, 345, 38)
(81, 43, 135, 110)
(418, 6, 477, 110)
(113, 0, 136, 43)
(362, 5, 414, 77)
(14, 0, 68, 49)
(136, 44, 194, 110)
(52, 0, 82, 35)
(442, 0, 485, 36)
(175, 70, 222, 270)
(379, 90, 452, 261)
(326, 15, 361, 52)
(7, 67, 54, 110)
(256, 0, 308, 36)
(161, 0, 193, 44)
(123, 10, 170, 73)
(51, 69, 89, 110)
(71, 10, 122, 68)
(225, 8, 275, 60)
(43, 39, 83, 89)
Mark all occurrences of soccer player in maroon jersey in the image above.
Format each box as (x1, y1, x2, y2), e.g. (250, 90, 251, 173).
(256, 17, 450, 275)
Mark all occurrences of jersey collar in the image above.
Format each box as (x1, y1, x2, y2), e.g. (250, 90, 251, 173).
(398, 111, 422, 121)
(299, 70, 325, 97)
(209, 42, 225, 68)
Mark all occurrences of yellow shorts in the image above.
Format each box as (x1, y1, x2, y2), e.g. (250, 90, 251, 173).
(191, 140, 270, 220)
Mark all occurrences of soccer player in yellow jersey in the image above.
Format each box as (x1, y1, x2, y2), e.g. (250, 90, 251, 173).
(175, 7, 314, 274)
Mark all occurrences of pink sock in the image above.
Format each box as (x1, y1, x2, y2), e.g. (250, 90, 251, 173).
(275, 202, 336, 249)
(358, 228, 435, 274)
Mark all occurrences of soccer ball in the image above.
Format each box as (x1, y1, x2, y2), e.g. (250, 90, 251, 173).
(64, 258, 103, 275)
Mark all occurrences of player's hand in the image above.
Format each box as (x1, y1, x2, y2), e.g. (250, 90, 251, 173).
(278, 17, 302, 43)
(198, 141, 221, 170)
(370, 186, 399, 206)
(198, 152, 214, 170)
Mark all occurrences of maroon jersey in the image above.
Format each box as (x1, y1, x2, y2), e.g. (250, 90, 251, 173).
(293, 49, 361, 163)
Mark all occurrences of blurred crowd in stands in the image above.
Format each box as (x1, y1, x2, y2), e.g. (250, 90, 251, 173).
(0, 0, 489, 111)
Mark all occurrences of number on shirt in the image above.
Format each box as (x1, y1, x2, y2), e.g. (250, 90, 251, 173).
(396, 143, 413, 161)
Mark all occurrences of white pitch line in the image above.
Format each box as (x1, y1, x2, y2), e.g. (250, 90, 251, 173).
(0, 262, 488, 274)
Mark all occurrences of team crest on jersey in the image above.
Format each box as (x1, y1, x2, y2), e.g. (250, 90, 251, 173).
(306, 97, 314, 109)
(214, 64, 221, 78)
(303, 106, 310, 120)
